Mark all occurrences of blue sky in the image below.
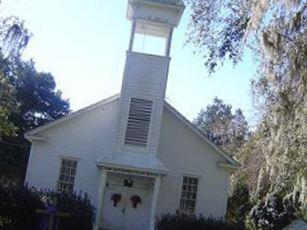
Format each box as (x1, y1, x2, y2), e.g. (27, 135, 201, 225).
(1, 0, 257, 123)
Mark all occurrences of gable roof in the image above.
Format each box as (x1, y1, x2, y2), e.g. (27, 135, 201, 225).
(25, 94, 239, 167)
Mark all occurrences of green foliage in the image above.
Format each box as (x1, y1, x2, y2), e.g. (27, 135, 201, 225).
(0, 71, 16, 138)
(226, 183, 253, 228)
(0, 3, 69, 181)
(8, 59, 70, 134)
(186, 0, 250, 73)
(0, 183, 45, 230)
(188, 0, 307, 228)
(0, 54, 70, 180)
(0, 183, 95, 230)
(0, 53, 70, 183)
(155, 212, 239, 230)
(42, 190, 95, 230)
(186, 0, 305, 73)
(246, 193, 298, 229)
(0, 15, 30, 58)
(193, 97, 249, 154)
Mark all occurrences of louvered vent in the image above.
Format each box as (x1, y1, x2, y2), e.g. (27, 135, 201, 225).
(125, 98, 153, 146)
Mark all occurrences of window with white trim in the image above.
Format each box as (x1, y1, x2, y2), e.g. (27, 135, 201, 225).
(179, 176, 199, 215)
(57, 158, 78, 193)
(125, 98, 153, 146)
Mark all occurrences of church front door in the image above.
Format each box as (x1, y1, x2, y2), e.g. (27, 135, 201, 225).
(101, 173, 153, 230)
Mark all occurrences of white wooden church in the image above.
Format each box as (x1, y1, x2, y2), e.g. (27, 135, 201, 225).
(25, 1, 239, 229)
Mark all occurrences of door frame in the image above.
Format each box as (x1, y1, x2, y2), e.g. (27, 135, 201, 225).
(94, 166, 164, 230)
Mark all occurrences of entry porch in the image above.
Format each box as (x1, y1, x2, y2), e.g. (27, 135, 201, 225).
(94, 154, 168, 230)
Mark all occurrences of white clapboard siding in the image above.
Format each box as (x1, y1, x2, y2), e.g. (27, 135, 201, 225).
(25, 100, 232, 219)
(25, 99, 120, 206)
(116, 51, 170, 154)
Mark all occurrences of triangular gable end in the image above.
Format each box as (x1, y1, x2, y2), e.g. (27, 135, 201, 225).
(164, 102, 240, 167)
(25, 94, 120, 137)
(25, 94, 239, 167)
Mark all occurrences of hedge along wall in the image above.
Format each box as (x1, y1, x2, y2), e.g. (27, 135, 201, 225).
(0, 183, 95, 230)
(155, 212, 239, 230)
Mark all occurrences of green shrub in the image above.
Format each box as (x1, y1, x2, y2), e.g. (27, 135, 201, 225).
(0, 183, 95, 230)
(44, 190, 95, 230)
(0, 183, 43, 230)
(226, 183, 253, 228)
(246, 193, 298, 229)
(155, 212, 240, 230)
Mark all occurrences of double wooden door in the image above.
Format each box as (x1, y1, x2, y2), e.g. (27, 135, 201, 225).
(101, 182, 152, 230)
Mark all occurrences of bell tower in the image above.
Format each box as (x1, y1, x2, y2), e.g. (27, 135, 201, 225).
(115, 0, 185, 155)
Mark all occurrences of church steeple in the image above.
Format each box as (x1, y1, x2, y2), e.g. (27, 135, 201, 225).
(127, 0, 184, 56)
(115, 0, 185, 154)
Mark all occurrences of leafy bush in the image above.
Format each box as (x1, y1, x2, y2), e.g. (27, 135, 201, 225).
(44, 190, 95, 230)
(0, 183, 44, 230)
(226, 183, 253, 228)
(155, 212, 240, 230)
(246, 193, 298, 229)
(0, 183, 95, 230)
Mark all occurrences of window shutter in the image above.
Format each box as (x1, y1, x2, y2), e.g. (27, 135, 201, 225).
(125, 98, 153, 146)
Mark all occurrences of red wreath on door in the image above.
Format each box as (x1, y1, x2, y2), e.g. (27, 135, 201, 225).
(111, 193, 122, 207)
(130, 195, 142, 208)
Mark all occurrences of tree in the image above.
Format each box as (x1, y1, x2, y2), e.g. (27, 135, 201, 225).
(8, 60, 70, 135)
(0, 70, 16, 138)
(0, 15, 30, 58)
(0, 2, 29, 139)
(194, 99, 253, 226)
(187, 0, 307, 226)
(186, 0, 306, 74)
(193, 97, 249, 154)
(0, 57, 70, 180)
(0, 3, 70, 180)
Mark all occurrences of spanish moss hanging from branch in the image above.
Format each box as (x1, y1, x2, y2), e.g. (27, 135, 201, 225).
(0, 16, 31, 58)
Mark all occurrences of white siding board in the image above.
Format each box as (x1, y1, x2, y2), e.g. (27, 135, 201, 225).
(157, 108, 231, 218)
(25, 100, 120, 205)
(26, 99, 233, 219)
(116, 52, 170, 155)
